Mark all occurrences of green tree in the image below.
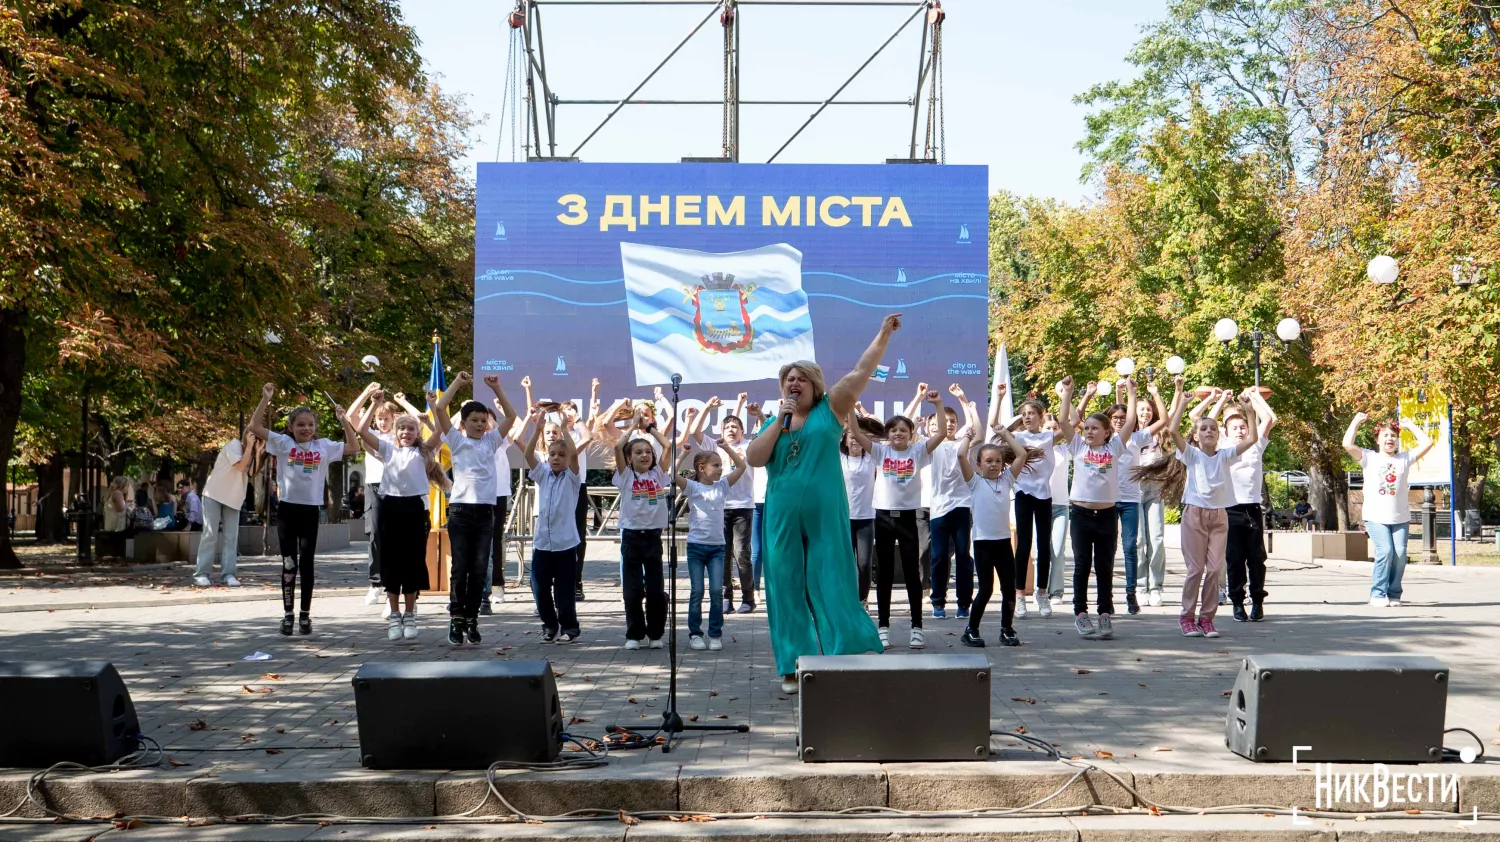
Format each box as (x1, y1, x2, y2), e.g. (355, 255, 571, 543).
(0, 1, 432, 568)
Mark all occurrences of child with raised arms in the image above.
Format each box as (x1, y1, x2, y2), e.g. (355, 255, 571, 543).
(672, 439, 748, 651)
(1343, 410, 1433, 608)
(248, 383, 357, 637)
(849, 389, 947, 650)
(1165, 388, 1259, 638)
(614, 406, 673, 650)
(1224, 388, 1276, 622)
(962, 416, 1036, 647)
(432, 372, 516, 645)
(355, 390, 444, 641)
(841, 412, 881, 604)
(522, 406, 588, 644)
(1058, 376, 1134, 639)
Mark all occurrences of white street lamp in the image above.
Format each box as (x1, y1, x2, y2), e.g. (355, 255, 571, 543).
(1165, 356, 1186, 376)
(1213, 318, 1240, 344)
(1115, 357, 1136, 377)
(1275, 318, 1302, 343)
(361, 354, 381, 372)
(1367, 255, 1399, 285)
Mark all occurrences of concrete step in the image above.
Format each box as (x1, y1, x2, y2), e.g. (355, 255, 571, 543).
(3, 814, 1499, 842)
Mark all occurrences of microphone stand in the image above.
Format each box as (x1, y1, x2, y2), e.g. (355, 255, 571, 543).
(621, 373, 749, 753)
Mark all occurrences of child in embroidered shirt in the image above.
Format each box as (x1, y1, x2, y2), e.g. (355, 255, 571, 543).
(671, 439, 747, 651)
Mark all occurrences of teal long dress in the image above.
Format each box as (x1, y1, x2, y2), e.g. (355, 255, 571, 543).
(759, 396, 883, 676)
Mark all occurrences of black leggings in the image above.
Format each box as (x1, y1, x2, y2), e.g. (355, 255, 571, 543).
(277, 502, 320, 614)
(1070, 505, 1117, 615)
(972, 538, 1016, 634)
(874, 509, 922, 629)
(490, 494, 511, 591)
(573, 489, 589, 592)
(851, 518, 874, 603)
(1013, 491, 1052, 593)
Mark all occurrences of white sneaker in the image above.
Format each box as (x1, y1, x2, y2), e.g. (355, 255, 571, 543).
(878, 627, 890, 650)
(1149, 589, 1163, 607)
(909, 629, 925, 649)
(1388, 599, 1402, 607)
(387, 615, 403, 641)
(193, 575, 211, 588)
(1369, 596, 1390, 607)
(624, 639, 641, 650)
(648, 638, 664, 649)
(708, 637, 723, 651)
(1015, 598, 1028, 619)
(223, 576, 241, 587)
(1038, 594, 1053, 618)
(365, 586, 382, 605)
(780, 676, 799, 695)
(689, 635, 707, 651)
(402, 613, 419, 639)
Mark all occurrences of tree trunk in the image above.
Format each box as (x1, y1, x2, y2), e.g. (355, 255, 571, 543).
(34, 454, 68, 543)
(1452, 423, 1473, 514)
(0, 308, 24, 569)
(1307, 430, 1347, 531)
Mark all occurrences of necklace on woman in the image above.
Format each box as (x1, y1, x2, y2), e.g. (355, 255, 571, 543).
(785, 424, 802, 467)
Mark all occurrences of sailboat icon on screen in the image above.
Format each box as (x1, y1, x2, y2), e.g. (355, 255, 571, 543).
(494, 221, 507, 241)
(896, 268, 907, 284)
(957, 224, 971, 244)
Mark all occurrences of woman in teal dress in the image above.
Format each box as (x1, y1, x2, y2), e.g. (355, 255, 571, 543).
(747, 314, 901, 695)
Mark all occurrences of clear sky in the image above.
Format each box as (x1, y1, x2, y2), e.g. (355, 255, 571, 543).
(398, 0, 1167, 202)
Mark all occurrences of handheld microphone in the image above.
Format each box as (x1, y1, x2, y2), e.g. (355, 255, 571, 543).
(782, 411, 793, 432)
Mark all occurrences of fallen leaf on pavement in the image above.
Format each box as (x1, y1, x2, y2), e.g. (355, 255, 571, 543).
(1015, 726, 1027, 734)
(1151, 746, 1172, 752)
(167, 758, 190, 767)
(568, 716, 591, 725)
(1221, 690, 1233, 697)
(259, 673, 282, 681)
(1094, 750, 1114, 759)
(265, 749, 283, 755)
(1011, 697, 1037, 705)
(713, 714, 728, 719)
(188, 720, 207, 731)
(688, 715, 700, 722)
(1075, 669, 1093, 675)
(627, 697, 638, 704)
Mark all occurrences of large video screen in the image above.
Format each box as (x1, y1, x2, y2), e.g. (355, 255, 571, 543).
(474, 162, 989, 422)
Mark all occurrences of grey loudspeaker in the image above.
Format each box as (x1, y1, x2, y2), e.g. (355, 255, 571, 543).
(0, 661, 140, 767)
(1225, 654, 1448, 762)
(353, 660, 562, 769)
(797, 654, 990, 762)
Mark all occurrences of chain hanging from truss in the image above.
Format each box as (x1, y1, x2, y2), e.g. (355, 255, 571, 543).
(497, 4, 530, 162)
(922, 3, 946, 163)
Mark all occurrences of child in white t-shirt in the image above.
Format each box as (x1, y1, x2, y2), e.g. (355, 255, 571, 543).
(672, 440, 747, 650)
(523, 407, 588, 644)
(613, 408, 672, 649)
(1167, 389, 1259, 639)
(963, 424, 1034, 648)
(1343, 412, 1434, 607)
(248, 382, 356, 638)
(848, 389, 946, 651)
(840, 414, 878, 604)
(1060, 377, 1137, 641)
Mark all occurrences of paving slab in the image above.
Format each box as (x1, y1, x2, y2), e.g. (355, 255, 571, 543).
(436, 766, 678, 817)
(0, 768, 190, 819)
(183, 770, 441, 818)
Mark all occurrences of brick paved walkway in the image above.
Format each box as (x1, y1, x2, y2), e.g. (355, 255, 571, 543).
(2, 540, 1497, 779)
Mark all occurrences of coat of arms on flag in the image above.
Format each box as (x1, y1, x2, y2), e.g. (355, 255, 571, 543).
(621, 242, 816, 386)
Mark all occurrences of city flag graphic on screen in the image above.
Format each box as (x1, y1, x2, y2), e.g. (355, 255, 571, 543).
(621, 242, 816, 386)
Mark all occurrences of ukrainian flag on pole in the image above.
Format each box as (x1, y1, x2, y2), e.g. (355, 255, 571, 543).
(426, 333, 451, 529)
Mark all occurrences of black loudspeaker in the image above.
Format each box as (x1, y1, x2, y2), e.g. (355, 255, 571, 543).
(1225, 654, 1448, 763)
(797, 654, 990, 762)
(352, 661, 563, 769)
(0, 661, 140, 767)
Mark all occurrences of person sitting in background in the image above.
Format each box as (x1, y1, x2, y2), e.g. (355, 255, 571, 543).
(177, 479, 203, 532)
(346, 483, 366, 518)
(1293, 501, 1313, 529)
(102, 476, 133, 535)
(154, 478, 176, 521)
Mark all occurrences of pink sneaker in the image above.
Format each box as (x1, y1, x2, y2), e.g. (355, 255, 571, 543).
(1179, 617, 1203, 637)
(1198, 618, 1221, 638)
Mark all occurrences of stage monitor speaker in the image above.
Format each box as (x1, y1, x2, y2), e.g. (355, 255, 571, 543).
(1225, 654, 1448, 763)
(797, 654, 989, 762)
(0, 661, 140, 767)
(352, 660, 563, 769)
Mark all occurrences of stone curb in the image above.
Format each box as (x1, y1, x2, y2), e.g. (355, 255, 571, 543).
(0, 587, 364, 614)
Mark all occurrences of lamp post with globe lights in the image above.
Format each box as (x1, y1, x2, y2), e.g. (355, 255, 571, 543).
(1213, 317, 1302, 391)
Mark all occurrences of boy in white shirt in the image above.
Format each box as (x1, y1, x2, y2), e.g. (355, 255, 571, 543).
(523, 407, 588, 644)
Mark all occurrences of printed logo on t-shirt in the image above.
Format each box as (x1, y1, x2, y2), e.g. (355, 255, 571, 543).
(631, 476, 664, 506)
(881, 456, 916, 483)
(287, 446, 323, 475)
(1376, 461, 1399, 497)
(1080, 447, 1114, 476)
